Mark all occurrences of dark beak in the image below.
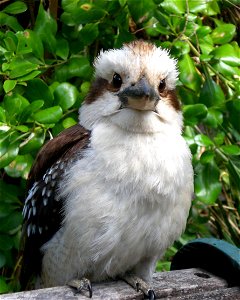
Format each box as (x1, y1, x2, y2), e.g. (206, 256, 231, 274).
(117, 77, 159, 111)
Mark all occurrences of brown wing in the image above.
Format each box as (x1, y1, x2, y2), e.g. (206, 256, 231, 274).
(20, 124, 90, 289)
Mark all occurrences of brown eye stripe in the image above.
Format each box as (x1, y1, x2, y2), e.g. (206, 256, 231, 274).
(161, 89, 181, 111)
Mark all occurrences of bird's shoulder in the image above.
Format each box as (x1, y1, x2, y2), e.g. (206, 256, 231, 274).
(28, 124, 90, 188)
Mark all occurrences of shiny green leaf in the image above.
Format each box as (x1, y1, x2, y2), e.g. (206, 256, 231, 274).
(199, 78, 225, 107)
(0, 142, 19, 168)
(160, 0, 185, 14)
(3, 94, 29, 121)
(203, 108, 223, 128)
(62, 117, 77, 129)
(34, 106, 63, 124)
(17, 70, 42, 82)
(0, 211, 22, 232)
(9, 60, 38, 79)
(62, 3, 106, 25)
(211, 44, 240, 67)
(54, 83, 79, 111)
(25, 79, 53, 107)
(189, 1, 207, 13)
(195, 134, 214, 147)
(200, 150, 215, 164)
(55, 57, 92, 82)
(20, 129, 45, 154)
(34, 4, 57, 54)
(178, 54, 202, 91)
(211, 24, 236, 44)
(0, 107, 6, 123)
(196, 26, 212, 38)
(227, 100, 240, 132)
(4, 154, 33, 179)
(56, 37, 69, 60)
(3, 80, 17, 93)
(213, 61, 239, 77)
(20, 100, 44, 121)
(79, 23, 99, 46)
(0, 12, 23, 31)
(24, 30, 44, 60)
(80, 81, 91, 95)
(183, 104, 208, 124)
(128, 0, 155, 23)
(220, 145, 240, 156)
(3, 1, 27, 15)
(195, 162, 222, 204)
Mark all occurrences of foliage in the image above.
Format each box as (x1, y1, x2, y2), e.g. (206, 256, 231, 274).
(0, 0, 239, 293)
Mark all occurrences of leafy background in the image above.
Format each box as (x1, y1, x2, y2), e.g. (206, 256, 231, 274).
(0, 0, 239, 293)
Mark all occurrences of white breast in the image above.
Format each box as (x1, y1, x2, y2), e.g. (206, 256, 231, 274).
(41, 120, 193, 286)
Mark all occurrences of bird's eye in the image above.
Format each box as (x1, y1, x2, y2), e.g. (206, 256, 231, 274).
(112, 73, 122, 89)
(158, 79, 166, 93)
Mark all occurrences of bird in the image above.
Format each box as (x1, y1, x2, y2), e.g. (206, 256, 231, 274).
(19, 40, 194, 299)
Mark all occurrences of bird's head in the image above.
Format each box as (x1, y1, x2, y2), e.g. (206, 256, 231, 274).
(79, 41, 182, 134)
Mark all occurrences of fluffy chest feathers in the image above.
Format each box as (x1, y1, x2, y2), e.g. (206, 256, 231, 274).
(53, 121, 193, 281)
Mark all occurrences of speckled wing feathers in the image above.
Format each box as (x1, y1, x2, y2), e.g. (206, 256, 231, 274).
(20, 124, 90, 289)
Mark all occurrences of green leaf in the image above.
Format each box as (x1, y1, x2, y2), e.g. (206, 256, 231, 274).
(0, 12, 23, 31)
(172, 40, 190, 57)
(17, 70, 42, 82)
(0, 211, 22, 232)
(211, 24, 236, 44)
(227, 100, 240, 132)
(0, 142, 19, 169)
(199, 35, 214, 54)
(220, 145, 240, 156)
(4, 154, 33, 179)
(0, 254, 6, 269)
(68, 4, 106, 25)
(183, 104, 208, 125)
(80, 81, 91, 95)
(3, 80, 17, 93)
(3, 1, 27, 15)
(3, 94, 29, 121)
(213, 61, 239, 77)
(0, 235, 14, 251)
(203, 108, 223, 128)
(79, 23, 99, 46)
(62, 117, 77, 129)
(188, 0, 207, 13)
(20, 128, 45, 154)
(195, 134, 214, 147)
(54, 83, 79, 111)
(9, 59, 38, 79)
(34, 106, 63, 124)
(199, 78, 225, 107)
(0, 107, 6, 123)
(25, 79, 53, 107)
(55, 57, 92, 82)
(56, 37, 69, 60)
(160, 0, 185, 14)
(24, 30, 44, 60)
(200, 150, 215, 164)
(128, 0, 155, 23)
(196, 26, 212, 38)
(178, 54, 202, 91)
(34, 4, 57, 54)
(195, 162, 222, 204)
(20, 100, 44, 121)
(211, 44, 240, 67)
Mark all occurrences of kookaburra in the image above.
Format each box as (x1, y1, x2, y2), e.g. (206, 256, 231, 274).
(20, 40, 193, 299)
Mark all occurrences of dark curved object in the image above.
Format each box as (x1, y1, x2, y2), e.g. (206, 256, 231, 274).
(171, 238, 240, 287)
